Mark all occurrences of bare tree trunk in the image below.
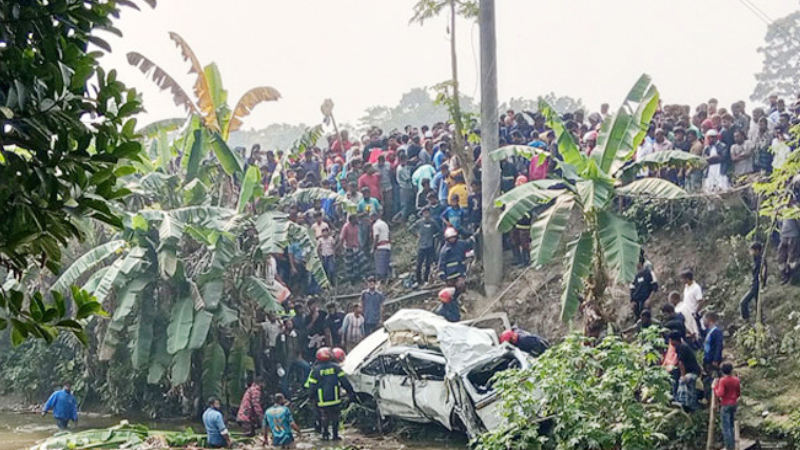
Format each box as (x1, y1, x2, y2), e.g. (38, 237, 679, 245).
(449, 0, 474, 185)
(479, 0, 502, 295)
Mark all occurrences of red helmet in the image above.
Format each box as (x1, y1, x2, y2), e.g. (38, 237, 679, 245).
(500, 330, 519, 344)
(332, 347, 346, 363)
(315, 347, 332, 362)
(515, 175, 528, 187)
(438, 287, 456, 304)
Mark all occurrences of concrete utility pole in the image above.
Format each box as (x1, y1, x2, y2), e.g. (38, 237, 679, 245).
(479, 0, 502, 296)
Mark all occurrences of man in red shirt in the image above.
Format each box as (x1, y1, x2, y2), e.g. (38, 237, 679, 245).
(358, 164, 382, 201)
(713, 362, 741, 450)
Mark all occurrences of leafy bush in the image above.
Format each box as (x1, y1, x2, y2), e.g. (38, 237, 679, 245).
(0, 334, 85, 403)
(473, 328, 696, 450)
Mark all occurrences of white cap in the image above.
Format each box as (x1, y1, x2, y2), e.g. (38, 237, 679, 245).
(706, 129, 719, 137)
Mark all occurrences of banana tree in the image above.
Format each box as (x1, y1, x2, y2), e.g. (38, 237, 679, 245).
(127, 32, 281, 179)
(51, 166, 330, 405)
(491, 75, 704, 326)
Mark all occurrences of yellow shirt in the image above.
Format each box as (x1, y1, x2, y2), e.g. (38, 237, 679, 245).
(448, 183, 468, 208)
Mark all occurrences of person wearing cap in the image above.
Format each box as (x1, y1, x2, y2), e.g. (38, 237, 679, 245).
(438, 227, 474, 285)
(436, 287, 461, 322)
(499, 327, 550, 356)
(703, 128, 731, 193)
(676, 269, 703, 346)
(412, 206, 441, 285)
(307, 348, 354, 441)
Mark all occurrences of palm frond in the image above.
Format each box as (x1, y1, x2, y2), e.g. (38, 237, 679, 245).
(226, 87, 281, 137)
(127, 52, 197, 116)
(168, 32, 219, 131)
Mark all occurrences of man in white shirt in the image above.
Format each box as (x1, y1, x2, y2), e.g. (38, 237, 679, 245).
(676, 269, 703, 342)
(371, 212, 392, 280)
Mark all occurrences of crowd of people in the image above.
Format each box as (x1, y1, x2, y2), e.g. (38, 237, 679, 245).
(622, 251, 749, 450)
(39, 94, 800, 449)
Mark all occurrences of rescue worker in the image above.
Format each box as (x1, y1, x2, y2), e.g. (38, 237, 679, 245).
(307, 347, 355, 441)
(500, 328, 550, 356)
(437, 227, 474, 286)
(332, 347, 346, 364)
(435, 287, 461, 322)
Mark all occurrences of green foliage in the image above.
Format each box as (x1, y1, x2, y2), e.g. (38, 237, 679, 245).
(473, 329, 681, 450)
(753, 123, 800, 222)
(0, 333, 86, 403)
(752, 10, 800, 102)
(29, 421, 213, 450)
(764, 410, 800, 450)
(0, 0, 153, 343)
(359, 87, 478, 133)
(0, 287, 105, 346)
(410, 0, 478, 24)
(492, 75, 700, 323)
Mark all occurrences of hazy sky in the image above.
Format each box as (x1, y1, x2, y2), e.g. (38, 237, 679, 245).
(102, 0, 798, 130)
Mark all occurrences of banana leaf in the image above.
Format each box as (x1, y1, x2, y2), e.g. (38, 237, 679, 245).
(616, 177, 687, 199)
(560, 232, 594, 323)
(188, 310, 213, 350)
(171, 348, 192, 385)
(202, 342, 226, 399)
(237, 165, 261, 213)
(597, 210, 640, 284)
(166, 295, 194, 354)
(528, 195, 575, 267)
(51, 240, 126, 293)
(128, 298, 154, 370)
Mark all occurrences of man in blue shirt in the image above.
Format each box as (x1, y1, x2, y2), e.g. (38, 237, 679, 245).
(432, 165, 450, 204)
(203, 397, 231, 448)
(263, 393, 300, 448)
(703, 312, 724, 400)
(360, 276, 385, 335)
(42, 382, 78, 429)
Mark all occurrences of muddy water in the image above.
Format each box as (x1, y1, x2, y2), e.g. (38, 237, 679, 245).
(0, 412, 464, 450)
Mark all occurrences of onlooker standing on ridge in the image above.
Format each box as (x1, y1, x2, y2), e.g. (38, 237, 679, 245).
(340, 303, 366, 351)
(412, 207, 441, 286)
(677, 269, 703, 346)
(713, 362, 741, 450)
(371, 212, 392, 281)
(703, 312, 724, 391)
(629, 258, 659, 320)
(361, 276, 385, 334)
(740, 241, 763, 320)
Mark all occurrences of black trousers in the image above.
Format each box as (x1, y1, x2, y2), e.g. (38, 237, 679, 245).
(416, 247, 436, 283)
(739, 282, 759, 319)
(319, 405, 341, 439)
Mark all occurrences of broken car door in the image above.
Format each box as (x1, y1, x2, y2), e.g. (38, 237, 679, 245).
(404, 352, 453, 429)
(376, 354, 426, 421)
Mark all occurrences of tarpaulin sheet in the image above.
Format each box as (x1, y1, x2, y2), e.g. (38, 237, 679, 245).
(383, 309, 497, 372)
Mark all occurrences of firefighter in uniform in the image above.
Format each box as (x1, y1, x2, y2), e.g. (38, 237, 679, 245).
(307, 347, 354, 441)
(437, 227, 474, 286)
